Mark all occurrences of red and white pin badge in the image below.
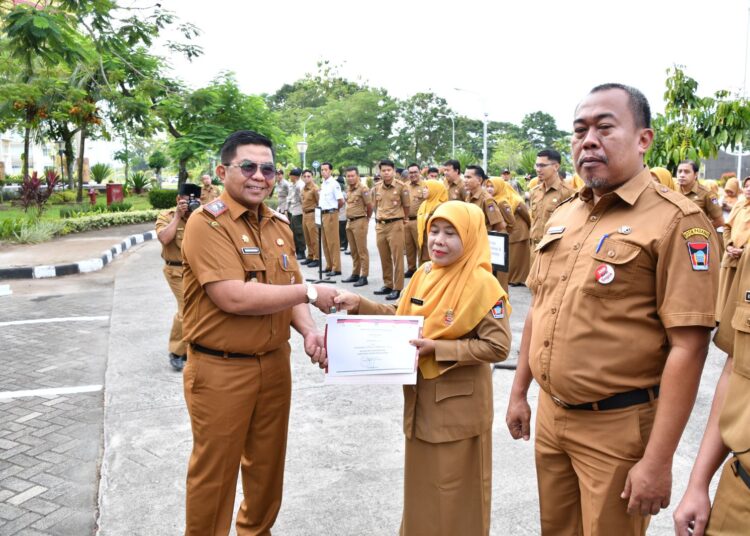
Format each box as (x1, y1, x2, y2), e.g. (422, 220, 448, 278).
(595, 263, 615, 285)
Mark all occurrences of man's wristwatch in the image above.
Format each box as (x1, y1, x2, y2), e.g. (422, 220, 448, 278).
(305, 283, 318, 305)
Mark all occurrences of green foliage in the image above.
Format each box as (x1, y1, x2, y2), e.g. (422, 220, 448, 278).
(393, 92, 453, 164)
(108, 201, 132, 212)
(489, 135, 529, 175)
(9, 219, 65, 244)
(47, 190, 78, 204)
(126, 171, 152, 193)
(0, 218, 28, 240)
(149, 189, 177, 209)
(518, 149, 539, 176)
(90, 162, 113, 184)
(19, 170, 60, 217)
(148, 150, 169, 172)
(59, 201, 132, 218)
(59, 210, 159, 235)
(520, 111, 568, 150)
(454, 150, 477, 173)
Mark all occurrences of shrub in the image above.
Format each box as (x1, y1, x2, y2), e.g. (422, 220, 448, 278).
(48, 190, 77, 204)
(0, 218, 28, 240)
(10, 220, 65, 244)
(60, 210, 159, 234)
(127, 171, 152, 194)
(19, 170, 60, 217)
(149, 189, 176, 209)
(108, 201, 132, 212)
(91, 163, 114, 184)
(59, 204, 107, 218)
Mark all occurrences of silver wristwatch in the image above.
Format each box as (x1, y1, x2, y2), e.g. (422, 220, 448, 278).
(305, 283, 318, 305)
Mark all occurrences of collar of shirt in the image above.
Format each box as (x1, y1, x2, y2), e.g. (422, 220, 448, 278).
(219, 190, 273, 222)
(578, 167, 652, 207)
(543, 176, 565, 192)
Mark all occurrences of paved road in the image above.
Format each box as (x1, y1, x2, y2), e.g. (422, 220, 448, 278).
(0, 220, 724, 535)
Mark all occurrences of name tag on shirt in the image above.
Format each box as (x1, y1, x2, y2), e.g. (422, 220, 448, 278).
(242, 247, 260, 255)
(548, 226, 566, 235)
(410, 297, 424, 306)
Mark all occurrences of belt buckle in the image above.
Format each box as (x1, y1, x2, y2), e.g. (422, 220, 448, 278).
(551, 395, 569, 409)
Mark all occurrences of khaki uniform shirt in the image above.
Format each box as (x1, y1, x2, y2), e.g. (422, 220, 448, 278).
(714, 252, 750, 471)
(465, 189, 503, 232)
(181, 193, 302, 354)
(200, 184, 220, 204)
(445, 178, 467, 201)
(682, 181, 723, 221)
(346, 182, 371, 219)
(155, 209, 186, 263)
(407, 179, 426, 217)
(374, 180, 410, 220)
(529, 177, 575, 244)
(301, 182, 319, 213)
(526, 168, 719, 405)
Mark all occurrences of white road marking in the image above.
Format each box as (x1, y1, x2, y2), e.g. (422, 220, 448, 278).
(0, 385, 103, 400)
(0, 316, 109, 327)
(15, 411, 43, 423)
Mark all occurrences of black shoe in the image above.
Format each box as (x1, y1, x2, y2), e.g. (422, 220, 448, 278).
(342, 275, 359, 283)
(300, 259, 310, 265)
(509, 282, 526, 287)
(296, 253, 306, 260)
(169, 353, 185, 371)
(404, 269, 416, 278)
(385, 290, 401, 301)
(374, 286, 392, 295)
(307, 260, 320, 268)
(353, 276, 368, 287)
(326, 271, 342, 277)
(340, 246, 347, 251)
(345, 251, 351, 255)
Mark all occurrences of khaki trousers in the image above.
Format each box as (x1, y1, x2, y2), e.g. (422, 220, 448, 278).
(535, 391, 655, 536)
(183, 344, 292, 536)
(404, 219, 419, 271)
(706, 458, 750, 535)
(509, 239, 531, 285)
(400, 431, 491, 536)
(345, 217, 369, 276)
(495, 270, 509, 293)
(376, 220, 405, 290)
(321, 212, 341, 271)
(302, 212, 319, 260)
(163, 265, 186, 356)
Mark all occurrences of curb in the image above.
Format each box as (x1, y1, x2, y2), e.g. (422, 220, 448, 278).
(0, 230, 157, 280)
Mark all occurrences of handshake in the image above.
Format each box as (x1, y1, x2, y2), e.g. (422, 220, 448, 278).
(300, 286, 360, 371)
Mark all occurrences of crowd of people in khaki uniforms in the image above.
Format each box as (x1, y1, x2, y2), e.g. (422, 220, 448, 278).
(151, 83, 747, 536)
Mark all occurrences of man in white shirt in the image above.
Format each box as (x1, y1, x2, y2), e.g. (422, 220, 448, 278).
(319, 162, 344, 276)
(286, 169, 306, 260)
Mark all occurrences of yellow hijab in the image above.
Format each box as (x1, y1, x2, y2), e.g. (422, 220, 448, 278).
(417, 180, 448, 249)
(727, 196, 750, 248)
(397, 201, 507, 379)
(650, 167, 676, 190)
(488, 177, 522, 212)
(568, 173, 585, 190)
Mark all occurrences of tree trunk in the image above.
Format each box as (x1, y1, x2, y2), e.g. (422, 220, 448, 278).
(178, 158, 188, 188)
(64, 136, 75, 190)
(76, 125, 87, 204)
(22, 123, 31, 179)
(155, 168, 162, 189)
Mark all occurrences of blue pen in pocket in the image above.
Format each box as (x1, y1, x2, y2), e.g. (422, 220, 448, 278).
(282, 253, 288, 269)
(595, 234, 609, 254)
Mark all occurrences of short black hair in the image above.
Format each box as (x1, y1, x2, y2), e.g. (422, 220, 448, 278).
(379, 159, 395, 169)
(428, 166, 439, 174)
(465, 165, 487, 180)
(321, 162, 333, 171)
(589, 83, 651, 129)
(407, 163, 420, 170)
(302, 169, 313, 175)
(443, 159, 461, 173)
(559, 169, 566, 179)
(220, 130, 274, 164)
(536, 149, 561, 164)
(743, 176, 750, 187)
(679, 159, 700, 173)
(345, 166, 359, 175)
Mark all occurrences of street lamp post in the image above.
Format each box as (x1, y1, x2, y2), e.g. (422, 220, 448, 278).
(454, 88, 488, 171)
(296, 140, 308, 169)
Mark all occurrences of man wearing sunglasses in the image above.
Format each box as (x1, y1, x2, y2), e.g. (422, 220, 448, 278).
(180, 130, 337, 536)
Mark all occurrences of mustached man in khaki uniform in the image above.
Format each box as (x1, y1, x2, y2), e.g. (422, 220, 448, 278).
(180, 130, 338, 536)
(301, 169, 321, 268)
(404, 163, 426, 278)
(373, 159, 410, 301)
(529, 149, 575, 265)
(673, 247, 750, 535)
(341, 166, 372, 287)
(156, 182, 202, 372)
(506, 84, 719, 535)
(677, 159, 724, 231)
(200, 174, 220, 204)
(443, 159, 467, 201)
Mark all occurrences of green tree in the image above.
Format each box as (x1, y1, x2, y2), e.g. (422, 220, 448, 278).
(520, 111, 567, 150)
(393, 92, 454, 165)
(148, 150, 170, 187)
(489, 134, 529, 175)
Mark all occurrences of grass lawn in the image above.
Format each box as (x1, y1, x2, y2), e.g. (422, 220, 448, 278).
(0, 193, 154, 223)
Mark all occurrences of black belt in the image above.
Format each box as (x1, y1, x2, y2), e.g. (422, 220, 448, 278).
(733, 458, 750, 490)
(304, 209, 315, 214)
(321, 208, 337, 214)
(408, 216, 417, 221)
(550, 385, 660, 411)
(377, 217, 402, 225)
(191, 343, 259, 359)
(165, 260, 182, 267)
(347, 215, 366, 222)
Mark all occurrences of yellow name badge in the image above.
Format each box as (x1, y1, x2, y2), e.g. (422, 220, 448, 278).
(682, 227, 710, 240)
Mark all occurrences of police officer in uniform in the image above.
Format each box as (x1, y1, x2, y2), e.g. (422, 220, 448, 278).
(200, 174, 220, 204)
(528, 149, 575, 265)
(341, 166, 372, 287)
(155, 182, 202, 371)
(404, 163, 426, 278)
(506, 84, 719, 535)
(180, 130, 337, 536)
(274, 169, 290, 214)
(301, 169, 320, 268)
(676, 159, 724, 230)
(373, 159, 410, 300)
(443, 159, 467, 201)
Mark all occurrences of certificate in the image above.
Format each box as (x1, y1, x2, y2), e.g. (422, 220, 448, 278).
(325, 315, 423, 385)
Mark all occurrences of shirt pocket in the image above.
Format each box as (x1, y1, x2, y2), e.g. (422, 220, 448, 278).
(435, 379, 474, 402)
(241, 254, 266, 283)
(274, 255, 300, 285)
(581, 238, 641, 299)
(531, 233, 564, 286)
(731, 304, 750, 379)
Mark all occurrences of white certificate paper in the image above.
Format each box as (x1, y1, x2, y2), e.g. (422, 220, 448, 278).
(325, 315, 423, 385)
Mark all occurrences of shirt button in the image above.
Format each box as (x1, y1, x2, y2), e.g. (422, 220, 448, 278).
(573, 243, 580, 250)
(541, 373, 548, 381)
(561, 274, 567, 281)
(607, 250, 615, 258)
(590, 215, 598, 222)
(543, 340, 550, 348)
(551, 308, 557, 314)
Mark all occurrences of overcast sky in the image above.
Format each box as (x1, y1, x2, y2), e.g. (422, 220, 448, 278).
(143, 0, 750, 132)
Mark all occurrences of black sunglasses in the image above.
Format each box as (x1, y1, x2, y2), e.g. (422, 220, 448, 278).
(223, 160, 276, 180)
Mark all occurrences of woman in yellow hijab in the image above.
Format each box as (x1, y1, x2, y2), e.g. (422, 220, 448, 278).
(650, 167, 676, 190)
(717, 176, 750, 320)
(334, 201, 511, 535)
(486, 177, 532, 285)
(722, 176, 740, 213)
(416, 179, 448, 266)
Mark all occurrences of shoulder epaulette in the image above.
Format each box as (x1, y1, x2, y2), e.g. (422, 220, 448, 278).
(652, 183, 700, 216)
(203, 199, 228, 218)
(270, 209, 290, 224)
(557, 192, 578, 207)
